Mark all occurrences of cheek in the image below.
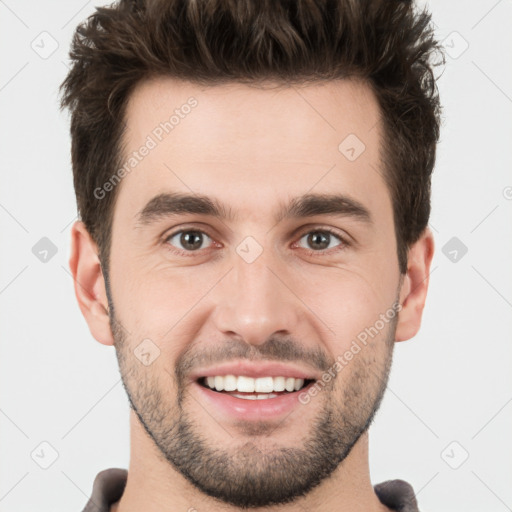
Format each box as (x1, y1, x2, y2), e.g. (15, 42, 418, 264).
(110, 260, 225, 341)
(294, 264, 397, 346)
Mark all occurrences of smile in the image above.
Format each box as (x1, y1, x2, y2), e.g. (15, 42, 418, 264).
(198, 375, 314, 400)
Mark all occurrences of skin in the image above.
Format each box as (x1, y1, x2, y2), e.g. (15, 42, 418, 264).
(70, 77, 434, 512)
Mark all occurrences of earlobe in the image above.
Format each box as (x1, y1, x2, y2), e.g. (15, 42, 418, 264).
(69, 221, 114, 346)
(395, 228, 435, 342)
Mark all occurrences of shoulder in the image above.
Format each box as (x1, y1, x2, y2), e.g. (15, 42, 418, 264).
(81, 468, 128, 512)
(374, 479, 419, 512)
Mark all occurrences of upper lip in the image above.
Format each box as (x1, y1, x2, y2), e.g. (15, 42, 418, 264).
(189, 361, 321, 382)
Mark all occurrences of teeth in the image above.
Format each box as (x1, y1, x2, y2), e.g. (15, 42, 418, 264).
(223, 374, 237, 391)
(214, 376, 224, 391)
(237, 375, 255, 392)
(255, 376, 273, 393)
(285, 377, 295, 392)
(294, 379, 304, 391)
(273, 376, 286, 391)
(202, 375, 307, 393)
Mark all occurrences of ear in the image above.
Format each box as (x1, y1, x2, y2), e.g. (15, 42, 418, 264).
(395, 228, 435, 342)
(69, 221, 114, 346)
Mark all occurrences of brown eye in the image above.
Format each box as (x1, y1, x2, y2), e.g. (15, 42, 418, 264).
(166, 230, 212, 252)
(297, 230, 344, 252)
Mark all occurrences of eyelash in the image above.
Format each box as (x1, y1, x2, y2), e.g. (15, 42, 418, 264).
(162, 226, 351, 257)
(294, 227, 351, 256)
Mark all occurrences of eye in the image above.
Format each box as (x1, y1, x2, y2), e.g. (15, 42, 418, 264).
(296, 228, 347, 253)
(165, 229, 214, 253)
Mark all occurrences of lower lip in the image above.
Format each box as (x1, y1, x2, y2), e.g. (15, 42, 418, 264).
(192, 381, 315, 421)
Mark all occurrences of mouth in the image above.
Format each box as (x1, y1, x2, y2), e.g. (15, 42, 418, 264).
(190, 362, 320, 420)
(197, 375, 315, 400)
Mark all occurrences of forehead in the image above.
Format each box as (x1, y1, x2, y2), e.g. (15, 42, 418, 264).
(116, 76, 388, 220)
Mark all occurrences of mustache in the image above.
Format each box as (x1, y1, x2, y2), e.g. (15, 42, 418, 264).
(175, 336, 333, 383)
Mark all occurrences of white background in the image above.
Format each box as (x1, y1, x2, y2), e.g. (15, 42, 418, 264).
(0, 1, 511, 511)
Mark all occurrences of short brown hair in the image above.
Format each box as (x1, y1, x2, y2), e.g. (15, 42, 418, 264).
(60, 0, 443, 274)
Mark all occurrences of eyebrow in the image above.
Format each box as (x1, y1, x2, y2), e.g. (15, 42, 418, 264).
(135, 192, 372, 226)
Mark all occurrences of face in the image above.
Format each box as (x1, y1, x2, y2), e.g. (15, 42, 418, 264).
(105, 78, 402, 507)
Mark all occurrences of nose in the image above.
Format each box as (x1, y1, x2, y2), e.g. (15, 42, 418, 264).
(211, 248, 302, 347)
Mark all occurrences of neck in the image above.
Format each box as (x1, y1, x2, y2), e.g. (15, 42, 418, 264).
(112, 410, 391, 512)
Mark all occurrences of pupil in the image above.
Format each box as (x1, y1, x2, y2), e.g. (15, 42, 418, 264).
(181, 231, 203, 250)
(308, 232, 329, 250)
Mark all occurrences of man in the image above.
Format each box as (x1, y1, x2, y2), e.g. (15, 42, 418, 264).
(61, 0, 442, 510)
